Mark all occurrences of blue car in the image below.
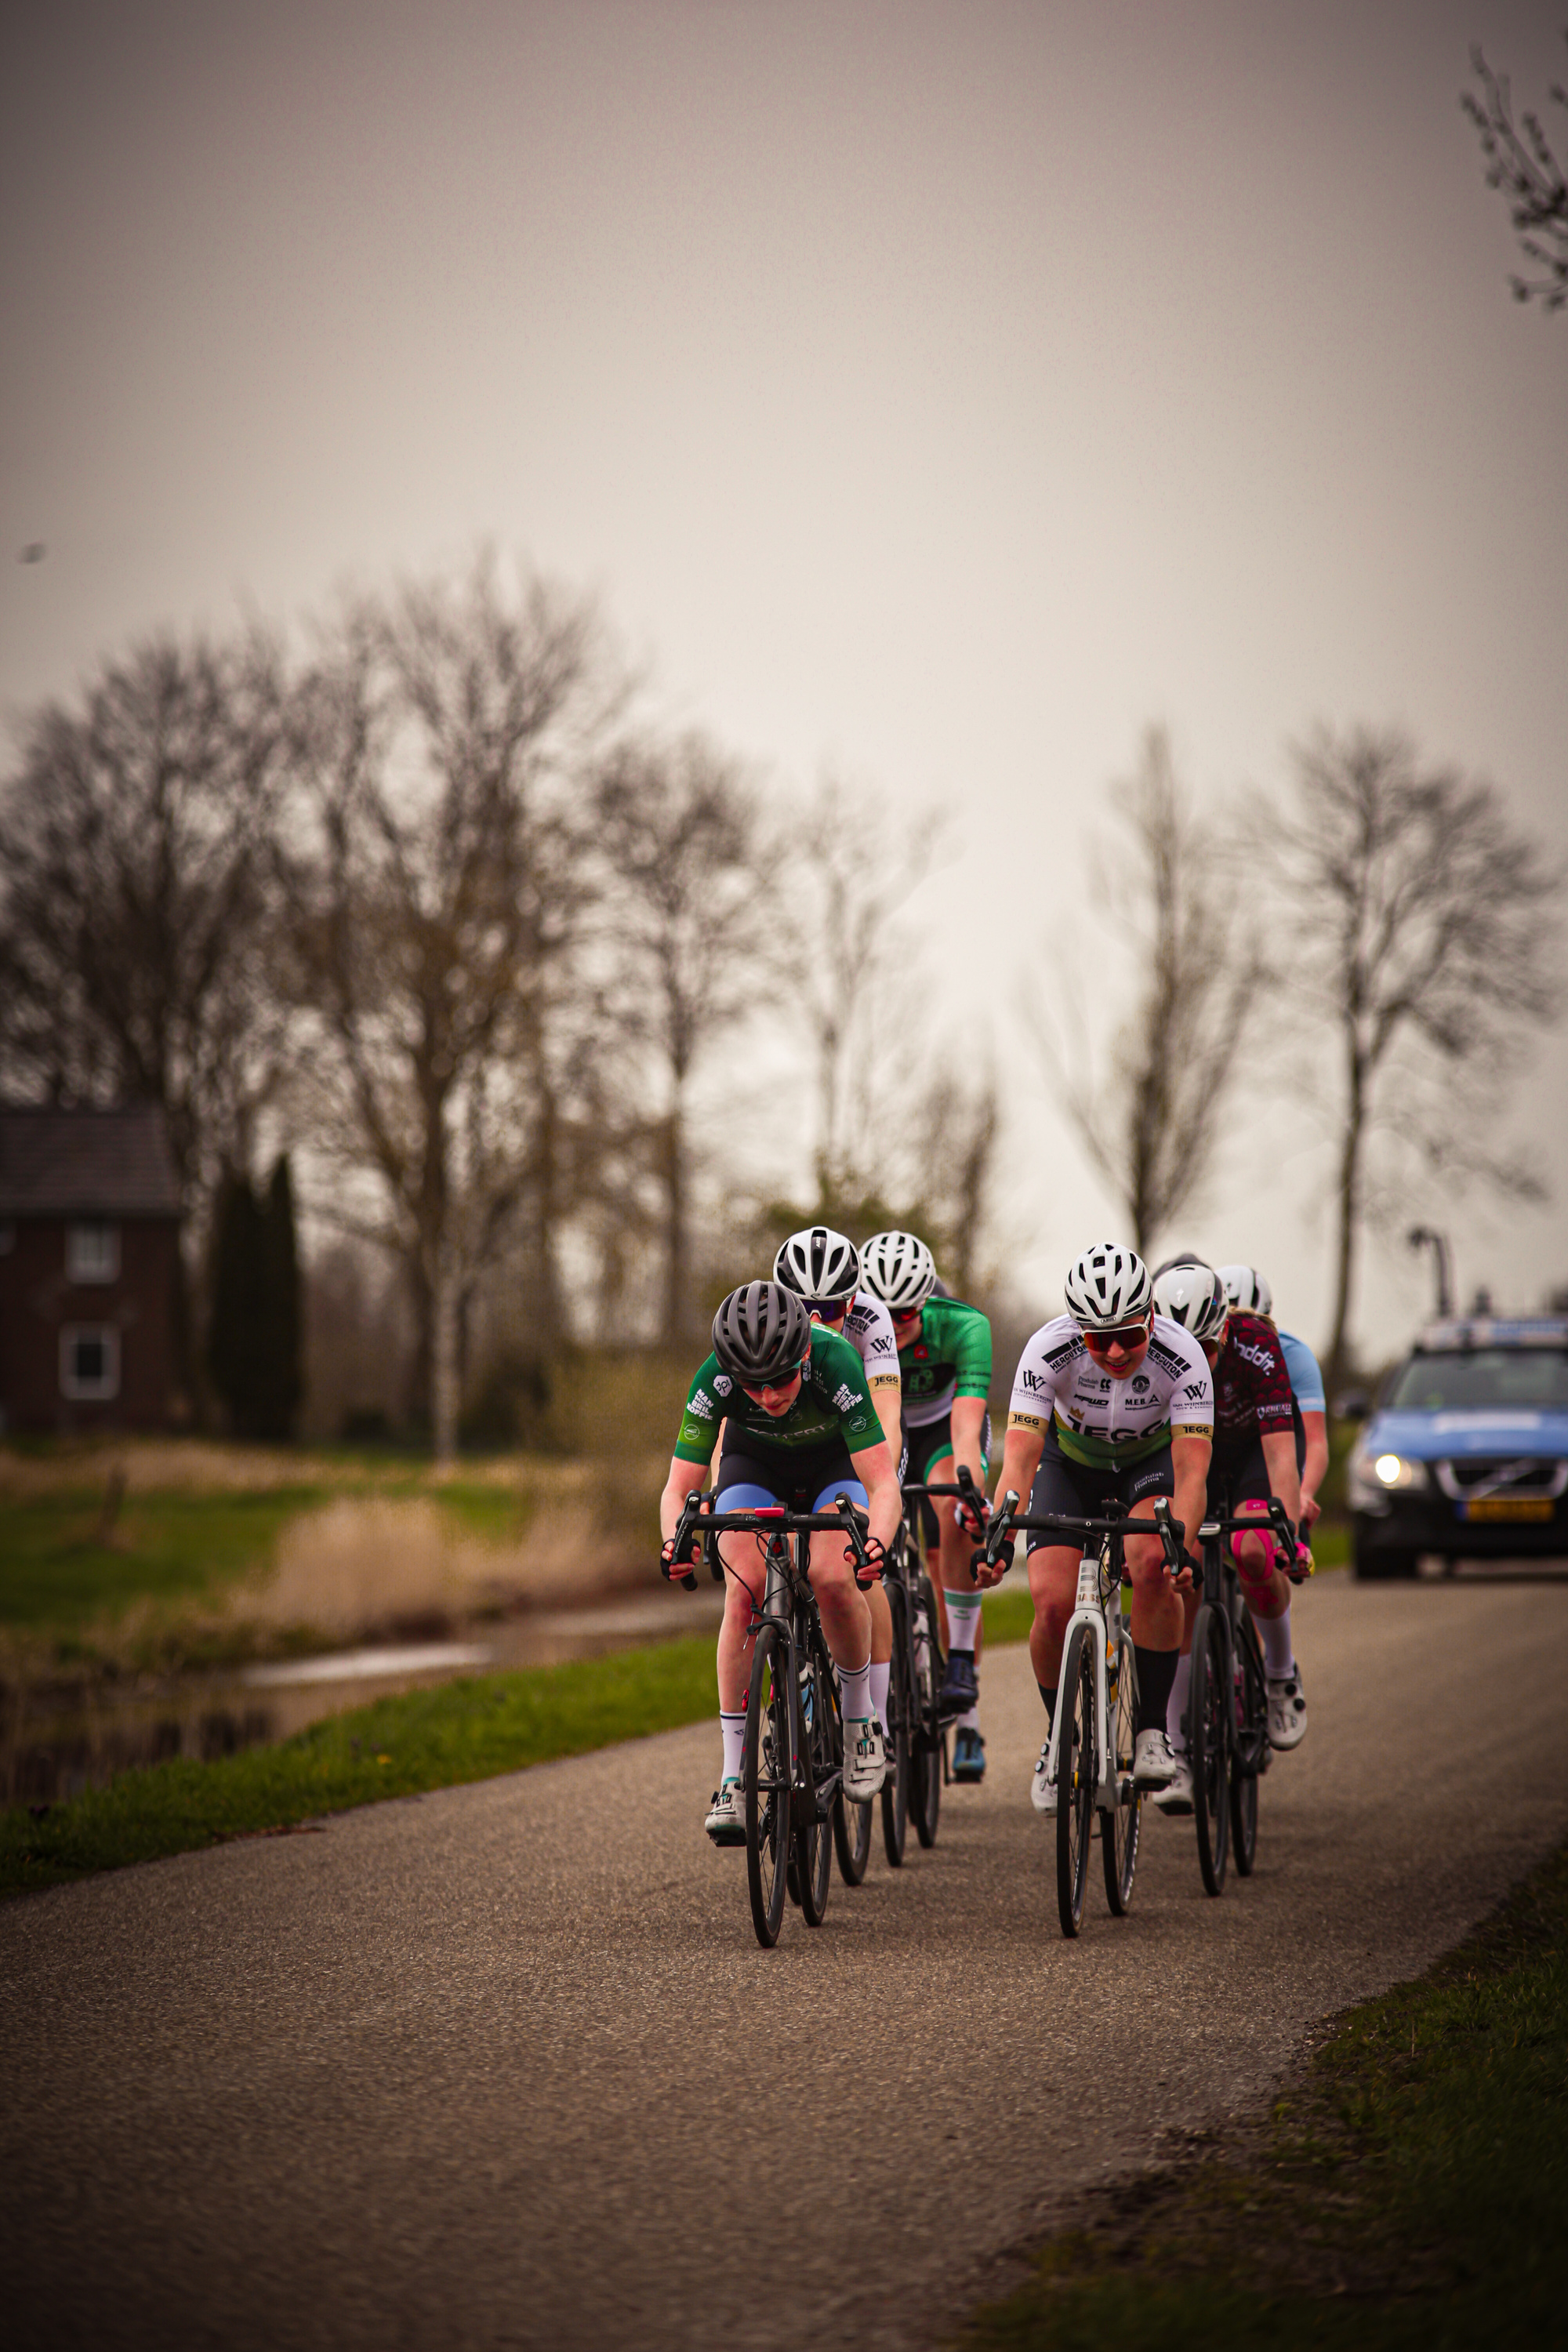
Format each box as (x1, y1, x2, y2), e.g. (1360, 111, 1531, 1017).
(1348, 1316, 1568, 1579)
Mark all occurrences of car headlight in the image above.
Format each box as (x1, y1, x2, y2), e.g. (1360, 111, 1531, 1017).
(1349, 1448, 1429, 1508)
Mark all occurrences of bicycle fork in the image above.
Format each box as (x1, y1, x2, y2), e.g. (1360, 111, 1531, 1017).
(1041, 1546, 1123, 1812)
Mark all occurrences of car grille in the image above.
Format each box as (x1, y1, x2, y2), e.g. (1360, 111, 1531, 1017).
(1433, 1457, 1568, 1501)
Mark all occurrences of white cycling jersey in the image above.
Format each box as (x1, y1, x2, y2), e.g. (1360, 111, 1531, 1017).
(1007, 1313, 1214, 1467)
(842, 1290, 900, 1381)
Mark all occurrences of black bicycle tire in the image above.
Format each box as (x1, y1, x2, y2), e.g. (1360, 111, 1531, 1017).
(1100, 1629, 1141, 1915)
(1190, 1603, 1230, 1897)
(744, 1623, 790, 1949)
(880, 1582, 911, 1867)
(1229, 1610, 1266, 1877)
(1056, 1623, 1095, 1938)
(913, 1572, 943, 1849)
(797, 1650, 835, 1926)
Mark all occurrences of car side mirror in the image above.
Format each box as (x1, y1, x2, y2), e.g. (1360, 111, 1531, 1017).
(1334, 1388, 1371, 1421)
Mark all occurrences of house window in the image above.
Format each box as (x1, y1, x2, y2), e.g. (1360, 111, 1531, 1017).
(67, 1222, 120, 1283)
(60, 1324, 121, 1402)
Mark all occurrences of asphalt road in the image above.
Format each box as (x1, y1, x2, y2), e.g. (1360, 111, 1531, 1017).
(6, 1572, 1568, 2352)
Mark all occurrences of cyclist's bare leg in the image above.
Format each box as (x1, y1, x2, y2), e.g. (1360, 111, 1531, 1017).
(1026, 1545, 1080, 1688)
(1231, 1501, 1290, 1620)
(805, 1531, 873, 1671)
(714, 1531, 768, 1712)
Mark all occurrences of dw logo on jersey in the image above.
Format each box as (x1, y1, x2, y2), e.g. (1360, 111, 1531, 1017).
(1182, 1381, 1209, 1402)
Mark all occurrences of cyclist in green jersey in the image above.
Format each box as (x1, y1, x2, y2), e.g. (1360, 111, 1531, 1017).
(859, 1231, 993, 1781)
(659, 1281, 903, 1844)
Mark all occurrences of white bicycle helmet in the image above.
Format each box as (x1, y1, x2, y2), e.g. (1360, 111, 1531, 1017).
(1063, 1243, 1153, 1330)
(1153, 1261, 1231, 1344)
(774, 1225, 861, 1304)
(859, 1229, 938, 1314)
(1217, 1262, 1272, 1318)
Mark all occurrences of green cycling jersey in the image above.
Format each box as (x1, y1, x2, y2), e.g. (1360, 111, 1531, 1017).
(673, 1325, 880, 1464)
(898, 1294, 992, 1428)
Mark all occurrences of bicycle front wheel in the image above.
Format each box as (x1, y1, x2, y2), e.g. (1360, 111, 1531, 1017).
(796, 1653, 834, 1926)
(880, 1584, 911, 1868)
(1190, 1605, 1230, 1897)
(1101, 1631, 1141, 1916)
(744, 1624, 791, 1948)
(1056, 1624, 1096, 1938)
(1229, 1610, 1267, 1877)
(912, 1573, 943, 1849)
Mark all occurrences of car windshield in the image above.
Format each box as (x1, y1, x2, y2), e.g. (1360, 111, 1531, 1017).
(1387, 1351, 1568, 1412)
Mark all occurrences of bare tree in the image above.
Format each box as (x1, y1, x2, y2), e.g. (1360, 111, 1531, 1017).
(0, 633, 287, 1401)
(1263, 727, 1561, 1389)
(1040, 726, 1264, 1254)
(594, 729, 764, 1344)
(789, 773, 941, 1203)
(280, 558, 619, 1459)
(1464, 32, 1568, 312)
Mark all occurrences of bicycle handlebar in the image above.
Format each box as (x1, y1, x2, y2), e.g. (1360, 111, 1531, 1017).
(662, 1490, 878, 1590)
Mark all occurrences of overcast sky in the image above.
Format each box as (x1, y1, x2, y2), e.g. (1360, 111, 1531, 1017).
(3, 0, 1565, 1355)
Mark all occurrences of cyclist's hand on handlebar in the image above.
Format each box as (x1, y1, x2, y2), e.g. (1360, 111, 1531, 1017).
(660, 1533, 698, 1582)
(854, 1534, 887, 1587)
(1288, 1539, 1315, 1584)
(950, 1490, 989, 1538)
(971, 1537, 1013, 1586)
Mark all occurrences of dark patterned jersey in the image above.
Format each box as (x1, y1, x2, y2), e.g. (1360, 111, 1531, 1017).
(1213, 1311, 1296, 1454)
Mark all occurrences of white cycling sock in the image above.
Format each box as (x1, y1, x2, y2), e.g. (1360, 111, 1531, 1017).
(1167, 1652, 1192, 1752)
(720, 1711, 746, 1781)
(869, 1661, 891, 1736)
(944, 1590, 982, 1654)
(839, 1654, 874, 1726)
(1259, 1608, 1294, 1680)
(959, 1703, 980, 1733)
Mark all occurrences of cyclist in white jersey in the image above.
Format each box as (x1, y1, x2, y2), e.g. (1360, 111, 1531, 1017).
(775, 1228, 902, 1743)
(975, 1243, 1210, 1804)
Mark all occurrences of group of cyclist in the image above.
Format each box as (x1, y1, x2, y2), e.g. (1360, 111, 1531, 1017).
(657, 1225, 1323, 1845)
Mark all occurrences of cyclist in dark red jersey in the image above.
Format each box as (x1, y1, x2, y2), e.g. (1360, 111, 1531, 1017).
(1152, 1263, 1313, 1811)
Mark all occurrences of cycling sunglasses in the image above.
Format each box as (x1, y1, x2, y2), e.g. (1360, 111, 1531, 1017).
(804, 1298, 848, 1319)
(739, 1361, 810, 1396)
(1083, 1319, 1152, 1353)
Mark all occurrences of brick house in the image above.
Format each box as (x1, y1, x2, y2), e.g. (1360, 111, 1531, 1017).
(0, 1105, 183, 1435)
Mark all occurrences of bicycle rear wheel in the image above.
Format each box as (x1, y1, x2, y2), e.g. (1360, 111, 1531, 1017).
(1056, 1624, 1096, 1937)
(912, 1573, 943, 1849)
(1190, 1605, 1230, 1897)
(880, 1583, 911, 1867)
(833, 1777, 873, 1886)
(1100, 1630, 1141, 1915)
(796, 1652, 835, 1926)
(744, 1624, 791, 1948)
(1229, 1610, 1267, 1877)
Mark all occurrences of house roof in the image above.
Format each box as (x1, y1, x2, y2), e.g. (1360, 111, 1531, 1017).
(0, 1105, 183, 1219)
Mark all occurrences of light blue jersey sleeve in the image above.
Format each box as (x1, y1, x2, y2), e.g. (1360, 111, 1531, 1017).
(1279, 1329, 1326, 1413)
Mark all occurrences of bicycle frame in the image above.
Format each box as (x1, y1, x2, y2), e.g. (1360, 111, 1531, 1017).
(667, 1492, 873, 1821)
(979, 1495, 1185, 1805)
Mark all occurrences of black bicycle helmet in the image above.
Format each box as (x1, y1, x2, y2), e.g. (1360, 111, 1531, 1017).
(711, 1281, 813, 1384)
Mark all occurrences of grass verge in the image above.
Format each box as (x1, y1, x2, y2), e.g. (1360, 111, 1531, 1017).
(958, 1841, 1568, 2352)
(1, 1635, 716, 1900)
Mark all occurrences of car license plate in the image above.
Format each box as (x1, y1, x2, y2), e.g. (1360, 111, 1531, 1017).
(1460, 1497, 1553, 1522)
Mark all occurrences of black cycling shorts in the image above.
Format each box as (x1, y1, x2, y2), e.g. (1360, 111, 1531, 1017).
(1025, 1426, 1175, 1552)
(1209, 1415, 1302, 1520)
(904, 1410, 992, 1549)
(715, 1443, 858, 1513)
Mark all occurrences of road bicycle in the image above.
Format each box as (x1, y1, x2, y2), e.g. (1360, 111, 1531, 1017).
(977, 1493, 1184, 1937)
(880, 1475, 964, 1862)
(1184, 1498, 1296, 1896)
(666, 1488, 877, 1948)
